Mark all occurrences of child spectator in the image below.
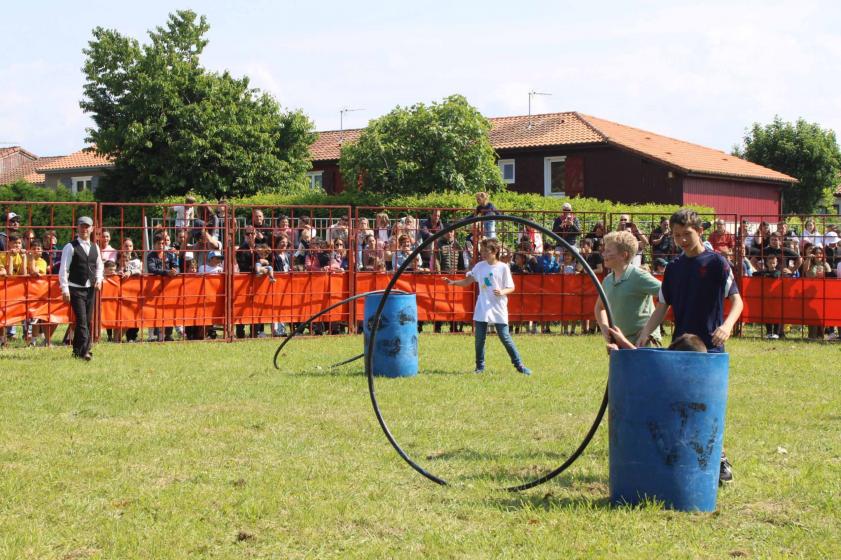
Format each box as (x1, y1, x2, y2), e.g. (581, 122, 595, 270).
(103, 260, 118, 276)
(634, 208, 743, 484)
(199, 251, 224, 274)
(474, 191, 497, 239)
(28, 239, 48, 276)
(509, 251, 535, 274)
(534, 243, 560, 273)
(254, 243, 276, 282)
(580, 238, 604, 274)
(4, 234, 28, 275)
(392, 234, 422, 271)
(360, 234, 380, 271)
(444, 237, 531, 375)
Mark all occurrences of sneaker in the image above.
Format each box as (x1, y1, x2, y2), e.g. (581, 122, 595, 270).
(516, 365, 532, 376)
(719, 456, 733, 484)
(765, 333, 779, 340)
(473, 368, 484, 374)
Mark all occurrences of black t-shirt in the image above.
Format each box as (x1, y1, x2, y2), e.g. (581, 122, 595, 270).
(585, 252, 603, 272)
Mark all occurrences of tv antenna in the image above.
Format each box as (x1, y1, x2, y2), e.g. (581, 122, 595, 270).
(339, 107, 364, 143)
(528, 90, 552, 129)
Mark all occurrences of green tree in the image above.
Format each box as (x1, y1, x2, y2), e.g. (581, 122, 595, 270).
(81, 10, 316, 201)
(734, 117, 841, 214)
(339, 95, 504, 196)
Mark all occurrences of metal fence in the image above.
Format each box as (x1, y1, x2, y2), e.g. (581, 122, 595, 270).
(1, 202, 840, 345)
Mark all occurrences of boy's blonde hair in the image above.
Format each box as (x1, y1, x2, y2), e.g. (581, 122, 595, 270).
(480, 237, 501, 256)
(475, 191, 489, 204)
(603, 231, 638, 263)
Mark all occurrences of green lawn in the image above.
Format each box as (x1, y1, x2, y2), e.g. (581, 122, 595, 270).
(0, 334, 839, 559)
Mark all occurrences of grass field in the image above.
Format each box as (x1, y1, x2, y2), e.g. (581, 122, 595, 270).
(1, 333, 839, 559)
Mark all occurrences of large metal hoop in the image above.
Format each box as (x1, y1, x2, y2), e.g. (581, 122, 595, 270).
(273, 289, 408, 370)
(366, 213, 616, 492)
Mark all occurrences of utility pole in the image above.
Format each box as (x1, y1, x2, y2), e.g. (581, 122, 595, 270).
(528, 90, 552, 129)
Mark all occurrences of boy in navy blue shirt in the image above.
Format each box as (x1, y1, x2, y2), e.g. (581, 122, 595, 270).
(635, 208, 744, 483)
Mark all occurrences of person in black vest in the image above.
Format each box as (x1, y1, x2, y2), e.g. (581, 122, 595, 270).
(59, 216, 103, 360)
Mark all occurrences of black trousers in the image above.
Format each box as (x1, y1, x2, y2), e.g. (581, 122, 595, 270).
(69, 286, 95, 357)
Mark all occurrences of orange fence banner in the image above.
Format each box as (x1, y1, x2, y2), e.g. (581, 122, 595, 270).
(100, 275, 226, 329)
(354, 272, 476, 322)
(740, 277, 841, 326)
(0, 277, 70, 327)
(231, 273, 351, 324)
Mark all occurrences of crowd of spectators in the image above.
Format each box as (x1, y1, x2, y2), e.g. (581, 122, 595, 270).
(2, 197, 841, 344)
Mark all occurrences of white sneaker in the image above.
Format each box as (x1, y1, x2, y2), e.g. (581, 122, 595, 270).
(257, 332, 268, 339)
(765, 334, 779, 340)
(827, 332, 839, 340)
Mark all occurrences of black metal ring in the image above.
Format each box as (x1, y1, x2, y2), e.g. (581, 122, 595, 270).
(272, 289, 409, 370)
(366, 213, 616, 491)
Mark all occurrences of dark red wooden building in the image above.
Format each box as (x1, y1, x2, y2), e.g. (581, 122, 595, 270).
(309, 112, 796, 216)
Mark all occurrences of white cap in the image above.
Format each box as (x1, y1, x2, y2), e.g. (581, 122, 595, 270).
(825, 231, 838, 244)
(562, 202, 573, 211)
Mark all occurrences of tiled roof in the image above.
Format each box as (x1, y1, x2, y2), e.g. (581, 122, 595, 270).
(310, 129, 363, 161)
(578, 114, 797, 184)
(310, 113, 600, 162)
(0, 146, 38, 160)
(489, 112, 603, 149)
(0, 156, 62, 185)
(36, 147, 113, 172)
(311, 111, 797, 184)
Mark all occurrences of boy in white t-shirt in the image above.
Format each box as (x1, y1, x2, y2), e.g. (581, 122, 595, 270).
(445, 238, 531, 375)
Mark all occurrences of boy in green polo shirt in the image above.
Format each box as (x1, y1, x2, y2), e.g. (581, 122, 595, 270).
(594, 230, 662, 351)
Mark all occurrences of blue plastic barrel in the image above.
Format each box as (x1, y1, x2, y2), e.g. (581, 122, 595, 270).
(363, 293, 418, 378)
(608, 348, 729, 511)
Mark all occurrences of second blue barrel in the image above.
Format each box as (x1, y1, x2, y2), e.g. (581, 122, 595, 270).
(608, 348, 729, 511)
(363, 293, 418, 378)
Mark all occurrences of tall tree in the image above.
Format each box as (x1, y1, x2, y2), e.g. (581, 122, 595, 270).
(339, 95, 504, 196)
(734, 117, 841, 214)
(81, 10, 316, 201)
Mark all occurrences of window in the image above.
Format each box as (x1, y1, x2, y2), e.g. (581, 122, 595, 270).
(307, 171, 324, 190)
(71, 176, 93, 195)
(497, 159, 515, 184)
(543, 156, 566, 197)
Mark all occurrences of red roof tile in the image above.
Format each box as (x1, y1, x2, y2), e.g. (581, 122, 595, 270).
(310, 111, 796, 184)
(578, 114, 796, 183)
(36, 147, 113, 172)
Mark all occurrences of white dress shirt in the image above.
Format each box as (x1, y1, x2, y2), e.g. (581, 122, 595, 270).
(59, 238, 105, 294)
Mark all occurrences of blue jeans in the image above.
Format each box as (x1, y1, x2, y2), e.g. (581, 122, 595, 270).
(474, 321, 523, 370)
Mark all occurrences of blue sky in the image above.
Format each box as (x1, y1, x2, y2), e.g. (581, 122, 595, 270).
(2, 0, 840, 157)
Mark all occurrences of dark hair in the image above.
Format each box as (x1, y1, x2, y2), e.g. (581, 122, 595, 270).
(31, 239, 43, 248)
(104, 260, 117, 268)
(669, 208, 704, 230)
(668, 333, 708, 352)
(255, 243, 270, 251)
(8, 234, 19, 242)
(154, 232, 166, 243)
